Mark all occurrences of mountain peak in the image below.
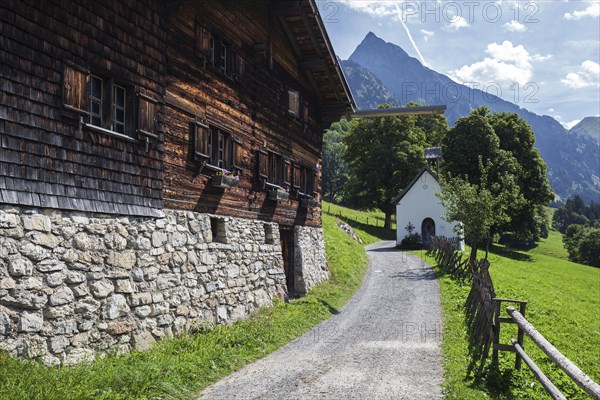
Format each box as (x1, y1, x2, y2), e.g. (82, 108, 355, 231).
(364, 31, 380, 41)
(351, 32, 410, 62)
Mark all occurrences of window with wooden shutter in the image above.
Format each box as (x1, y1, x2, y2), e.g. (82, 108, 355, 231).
(302, 100, 309, 122)
(283, 160, 292, 186)
(233, 47, 245, 81)
(268, 152, 281, 185)
(232, 136, 243, 169)
(288, 89, 299, 117)
(219, 42, 229, 75)
(301, 168, 308, 194)
(193, 121, 210, 159)
(258, 150, 268, 179)
(292, 164, 302, 190)
(312, 172, 319, 198)
(195, 16, 211, 57)
(63, 63, 90, 114)
(137, 92, 158, 138)
(217, 131, 232, 169)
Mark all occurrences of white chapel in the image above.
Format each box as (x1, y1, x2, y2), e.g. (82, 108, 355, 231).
(392, 165, 464, 250)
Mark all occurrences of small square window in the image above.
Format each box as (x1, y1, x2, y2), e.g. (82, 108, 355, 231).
(288, 89, 299, 116)
(210, 217, 226, 243)
(264, 224, 276, 245)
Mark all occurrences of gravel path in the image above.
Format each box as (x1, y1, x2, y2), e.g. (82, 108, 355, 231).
(198, 241, 443, 400)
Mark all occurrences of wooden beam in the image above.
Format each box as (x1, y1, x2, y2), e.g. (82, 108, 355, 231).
(511, 339, 567, 400)
(300, 58, 326, 71)
(507, 307, 600, 400)
(297, 5, 342, 103)
(353, 105, 447, 118)
(277, 15, 303, 59)
(270, 0, 301, 17)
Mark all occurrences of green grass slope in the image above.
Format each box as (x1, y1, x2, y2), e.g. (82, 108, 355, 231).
(0, 211, 369, 400)
(416, 229, 600, 399)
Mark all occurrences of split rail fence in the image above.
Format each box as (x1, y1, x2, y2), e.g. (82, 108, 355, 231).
(323, 205, 396, 230)
(427, 236, 600, 400)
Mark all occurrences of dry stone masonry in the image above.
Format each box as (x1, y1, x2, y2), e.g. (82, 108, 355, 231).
(0, 206, 329, 365)
(293, 226, 329, 295)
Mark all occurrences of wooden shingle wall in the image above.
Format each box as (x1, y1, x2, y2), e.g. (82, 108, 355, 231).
(164, 0, 324, 227)
(0, 0, 166, 216)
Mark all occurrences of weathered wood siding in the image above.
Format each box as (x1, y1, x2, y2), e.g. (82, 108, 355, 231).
(164, 0, 324, 227)
(0, 0, 166, 216)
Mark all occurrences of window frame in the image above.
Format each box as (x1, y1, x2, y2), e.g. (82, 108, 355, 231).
(112, 83, 127, 134)
(292, 163, 302, 191)
(194, 122, 242, 175)
(267, 152, 282, 186)
(283, 159, 292, 187)
(195, 20, 244, 81)
(89, 75, 103, 127)
(288, 89, 300, 117)
(63, 63, 157, 143)
(85, 74, 135, 138)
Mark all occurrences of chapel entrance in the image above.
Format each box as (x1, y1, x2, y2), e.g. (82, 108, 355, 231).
(421, 218, 435, 247)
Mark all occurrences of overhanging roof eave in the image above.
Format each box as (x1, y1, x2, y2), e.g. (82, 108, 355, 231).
(353, 105, 446, 118)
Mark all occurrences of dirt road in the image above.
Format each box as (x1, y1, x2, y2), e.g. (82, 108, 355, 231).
(198, 241, 443, 399)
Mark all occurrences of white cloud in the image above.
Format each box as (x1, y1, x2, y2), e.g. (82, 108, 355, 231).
(532, 54, 553, 62)
(449, 41, 549, 86)
(561, 60, 600, 88)
(564, 3, 600, 20)
(563, 119, 582, 129)
(337, 0, 400, 18)
(420, 29, 434, 42)
(443, 16, 469, 31)
(504, 20, 527, 32)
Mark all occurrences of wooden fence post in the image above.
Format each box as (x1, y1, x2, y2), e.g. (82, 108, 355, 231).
(515, 302, 527, 370)
(493, 299, 501, 364)
(507, 306, 600, 399)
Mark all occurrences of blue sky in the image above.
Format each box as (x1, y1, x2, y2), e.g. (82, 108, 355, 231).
(317, 0, 600, 128)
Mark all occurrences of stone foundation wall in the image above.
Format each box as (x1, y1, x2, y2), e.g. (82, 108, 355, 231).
(0, 206, 287, 365)
(293, 226, 329, 295)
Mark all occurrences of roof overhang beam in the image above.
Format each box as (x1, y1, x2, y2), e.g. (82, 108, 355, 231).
(352, 105, 446, 118)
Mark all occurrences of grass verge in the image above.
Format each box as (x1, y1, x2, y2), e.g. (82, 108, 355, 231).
(413, 229, 600, 400)
(0, 211, 368, 400)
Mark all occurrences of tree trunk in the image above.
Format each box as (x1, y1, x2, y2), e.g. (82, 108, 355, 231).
(469, 243, 478, 263)
(384, 211, 392, 229)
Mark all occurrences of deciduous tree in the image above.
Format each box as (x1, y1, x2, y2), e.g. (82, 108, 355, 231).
(437, 160, 520, 262)
(322, 119, 351, 201)
(343, 106, 429, 229)
(442, 106, 552, 243)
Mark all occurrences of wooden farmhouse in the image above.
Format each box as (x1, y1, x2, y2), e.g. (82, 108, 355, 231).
(393, 166, 464, 250)
(0, 0, 354, 364)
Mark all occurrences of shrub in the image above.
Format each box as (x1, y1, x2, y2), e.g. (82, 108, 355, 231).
(564, 224, 600, 267)
(399, 233, 421, 249)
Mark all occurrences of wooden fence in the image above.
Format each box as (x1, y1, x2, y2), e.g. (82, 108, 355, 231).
(323, 205, 396, 230)
(427, 236, 600, 399)
(497, 306, 600, 400)
(427, 236, 496, 362)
